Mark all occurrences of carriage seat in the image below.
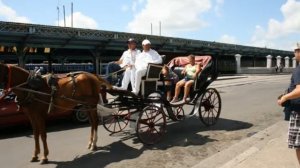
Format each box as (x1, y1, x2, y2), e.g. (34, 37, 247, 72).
(170, 56, 211, 79)
(140, 63, 163, 97)
(168, 56, 213, 91)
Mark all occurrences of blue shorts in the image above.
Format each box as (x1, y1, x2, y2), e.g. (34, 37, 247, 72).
(184, 76, 193, 81)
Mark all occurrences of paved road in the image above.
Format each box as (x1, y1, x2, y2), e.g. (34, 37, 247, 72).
(0, 75, 290, 168)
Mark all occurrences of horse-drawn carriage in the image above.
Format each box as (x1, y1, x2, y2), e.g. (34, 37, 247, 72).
(0, 54, 221, 163)
(100, 55, 221, 145)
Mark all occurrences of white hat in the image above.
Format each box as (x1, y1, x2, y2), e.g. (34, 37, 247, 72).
(142, 39, 151, 45)
(294, 43, 300, 51)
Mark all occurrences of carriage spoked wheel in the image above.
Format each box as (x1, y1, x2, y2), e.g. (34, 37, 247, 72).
(136, 105, 166, 145)
(172, 106, 185, 120)
(103, 109, 131, 133)
(198, 88, 221, 126)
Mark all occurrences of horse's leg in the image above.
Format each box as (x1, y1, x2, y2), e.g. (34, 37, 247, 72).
(87, 111, 94, 150)
(28, 113, 40, 162)
(31, 126, 40, 162)
(38, 118, 49, 164)
(90, 109, 99, 151)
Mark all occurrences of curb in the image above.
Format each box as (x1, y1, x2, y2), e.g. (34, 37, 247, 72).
(191, 120, 288, 168)
(217, 76, 248, 81)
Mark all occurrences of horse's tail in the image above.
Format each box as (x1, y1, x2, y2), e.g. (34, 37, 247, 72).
(96, 94, 116, 117)
(95, 74, 112, 90)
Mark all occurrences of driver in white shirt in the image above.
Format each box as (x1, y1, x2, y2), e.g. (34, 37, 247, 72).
(132, 39, 162, 95)
(115, 38, 141, 90)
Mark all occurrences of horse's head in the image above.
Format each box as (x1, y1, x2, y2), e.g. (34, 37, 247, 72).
(0, 63, 8, 89)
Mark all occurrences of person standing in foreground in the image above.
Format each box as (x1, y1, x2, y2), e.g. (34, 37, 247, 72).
(132, 39, 162, 95)
(114, 38, 141, 90)
(278, 43, 300, 165)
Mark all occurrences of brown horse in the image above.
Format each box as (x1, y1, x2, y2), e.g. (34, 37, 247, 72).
(0, 63, 111, 164)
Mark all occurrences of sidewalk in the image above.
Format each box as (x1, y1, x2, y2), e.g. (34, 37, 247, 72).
(192, 120, 299, 168)
(217, 76, 247, 81)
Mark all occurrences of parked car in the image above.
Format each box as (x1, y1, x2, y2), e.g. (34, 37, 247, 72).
(0, 89, 89, 128)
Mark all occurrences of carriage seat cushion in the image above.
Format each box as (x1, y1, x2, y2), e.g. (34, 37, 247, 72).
(167, 55, 211, 69)
(168, 56, 212, 78)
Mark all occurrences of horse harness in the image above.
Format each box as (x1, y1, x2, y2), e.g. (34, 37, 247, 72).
(46, 72, 81, 113)
(3, 65, 91, 113)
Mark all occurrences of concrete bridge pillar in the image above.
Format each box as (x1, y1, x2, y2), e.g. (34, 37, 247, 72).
(293, 57, 297, 68)
(90, 49, 101, 74)
(95, 56, 100, 74)
(276, 56, 282, 67)
(266, 55, 272, 68)
(16, 46, 27, 68)
(284, 56, 290, 68)
(235, 54, 242, 73)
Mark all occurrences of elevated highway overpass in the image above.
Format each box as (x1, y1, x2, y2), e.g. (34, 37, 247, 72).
(0, 21, 294, 74)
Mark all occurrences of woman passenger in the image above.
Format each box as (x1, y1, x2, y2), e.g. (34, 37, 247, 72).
(161, 65, 178, 101)
(171, 55, 202, 103)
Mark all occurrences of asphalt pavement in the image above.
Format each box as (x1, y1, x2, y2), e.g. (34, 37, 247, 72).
(0, 74, 293, 168)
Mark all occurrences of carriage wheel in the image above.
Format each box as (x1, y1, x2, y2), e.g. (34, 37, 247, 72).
(172, 106, 185, 120)
(136, 105, 166, 145)
(198, 88, 221, 126)
(103, 109, 130, 133)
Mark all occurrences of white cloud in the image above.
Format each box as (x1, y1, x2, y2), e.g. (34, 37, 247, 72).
(250, 0, 300, 50)
(132, 0, 145, 12)
(0, 0, 30, 23)
(218, 34, 237, 44)
(121, 5, 129, 12)
(127, 0, 212, 35)
(56, 12, 98, 29)
(215, 0, 224, 16)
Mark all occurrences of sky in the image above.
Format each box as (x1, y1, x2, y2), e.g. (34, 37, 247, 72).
(0, 0, 299, 51)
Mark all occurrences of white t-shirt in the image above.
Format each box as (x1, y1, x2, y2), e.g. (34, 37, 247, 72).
(135, 49, 162, 70)
(120, 49, 141, 68)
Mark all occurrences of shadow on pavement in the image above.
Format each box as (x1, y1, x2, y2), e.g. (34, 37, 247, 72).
(0, 119, 90, 140)
(49, 117, 253, 168)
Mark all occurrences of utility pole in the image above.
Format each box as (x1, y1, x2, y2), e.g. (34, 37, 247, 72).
(63, 5, 66, 27)
(159, 21, 161, 36)
(151, 23, 153, 35)
(57, 0, 60, 26)
(71, 2, 74, 27)
(57, 6, 60, 26)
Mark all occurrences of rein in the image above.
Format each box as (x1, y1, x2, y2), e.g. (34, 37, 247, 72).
(13, 87, 98, 107)
(104, 66, 127, 78)
(33, 97, 97, 112)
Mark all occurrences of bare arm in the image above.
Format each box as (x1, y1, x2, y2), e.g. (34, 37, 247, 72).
(195, 64, 202, 75)
(181, 66, 187, 75)
(192, 64, 201, 79)
(115, 52, 126, 65)
(278, 85, 300, 105)
(115, 58, 123, 65)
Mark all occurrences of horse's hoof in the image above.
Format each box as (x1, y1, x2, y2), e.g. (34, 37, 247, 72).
(30, 157, 39, 162)
(87, 144, 92, 149)
(40, 159, 49, 164)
